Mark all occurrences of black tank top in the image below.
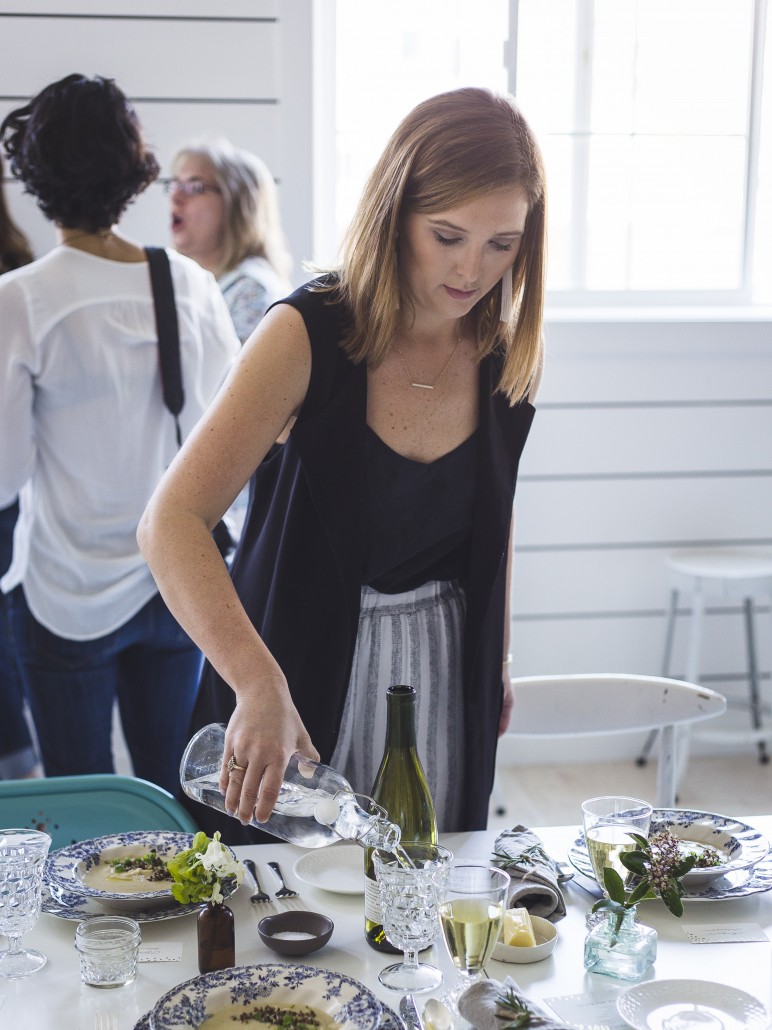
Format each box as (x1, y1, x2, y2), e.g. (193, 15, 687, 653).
(363, 426, 478, 592)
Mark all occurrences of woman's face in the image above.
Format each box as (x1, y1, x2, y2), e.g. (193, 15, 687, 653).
(169, 155, 226, 273)
(399, 187, 529, 325)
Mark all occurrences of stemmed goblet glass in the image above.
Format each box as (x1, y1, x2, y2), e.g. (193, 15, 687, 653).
(582, 795, 652, 926)
(0, 828, 53, 978)
(438, 863, 510, 1012)
(373, 842, 453, 993)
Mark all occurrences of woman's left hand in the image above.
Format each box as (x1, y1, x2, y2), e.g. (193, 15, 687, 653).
(498, 677, 514, 735)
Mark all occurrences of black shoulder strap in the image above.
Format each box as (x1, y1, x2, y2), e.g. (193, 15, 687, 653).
(145, 246, 184, 446)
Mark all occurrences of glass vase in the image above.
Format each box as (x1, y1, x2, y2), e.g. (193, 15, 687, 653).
(197, 901, 235, 974)
(583, 905, 657, 981)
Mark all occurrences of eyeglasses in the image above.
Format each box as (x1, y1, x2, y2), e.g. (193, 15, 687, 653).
(165, 179, 221, 198)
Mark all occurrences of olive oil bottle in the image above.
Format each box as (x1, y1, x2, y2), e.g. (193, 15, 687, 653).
(364, 684, 437, 952)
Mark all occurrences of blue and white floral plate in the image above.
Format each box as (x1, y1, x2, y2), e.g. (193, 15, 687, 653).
(135, 1000, 401, 1030)
(568, 808, 772, 900)
(150, 963, 384, 1030)
(44, 830, 192, 908)
(41, 880, 201, 922)
(43, 830, 238, 918)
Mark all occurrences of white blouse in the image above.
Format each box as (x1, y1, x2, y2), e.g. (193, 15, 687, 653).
(0, 246, 239, 639)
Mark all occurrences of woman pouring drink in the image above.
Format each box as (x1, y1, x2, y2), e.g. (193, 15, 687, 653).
(138, 86, 547, 841)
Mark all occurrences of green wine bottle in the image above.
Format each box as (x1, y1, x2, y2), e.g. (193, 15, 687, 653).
(364, 684, 438, 952)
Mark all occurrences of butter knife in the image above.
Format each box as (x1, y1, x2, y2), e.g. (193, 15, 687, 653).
(399, 994, 425, 1030)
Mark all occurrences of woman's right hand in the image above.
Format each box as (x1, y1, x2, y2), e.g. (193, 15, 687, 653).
(220, 677, 319, 825)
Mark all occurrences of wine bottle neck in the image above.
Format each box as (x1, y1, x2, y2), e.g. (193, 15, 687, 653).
(385, 686, 418, 749)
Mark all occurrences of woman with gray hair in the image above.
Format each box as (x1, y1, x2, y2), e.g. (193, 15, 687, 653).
(168, 138, 292, 342)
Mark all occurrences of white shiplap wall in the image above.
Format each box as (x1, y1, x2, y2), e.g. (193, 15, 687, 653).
(0, 0, 318, 282)
(505, 312, 772, 763)
(2, 3, 771, 765)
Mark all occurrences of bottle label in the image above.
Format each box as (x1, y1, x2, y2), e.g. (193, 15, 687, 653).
(364, 875, 383, 923)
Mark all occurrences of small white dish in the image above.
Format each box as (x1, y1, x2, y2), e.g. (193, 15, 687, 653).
(617, 978, 768, 1029)
(293, 843, 364, 894)
(491, 915, 558, 964)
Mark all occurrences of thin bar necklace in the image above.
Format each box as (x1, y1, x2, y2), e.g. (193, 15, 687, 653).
(394, 335, 461, 390)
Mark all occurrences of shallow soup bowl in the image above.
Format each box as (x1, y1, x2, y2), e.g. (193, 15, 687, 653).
(150, 963, 383, 1030)
(45, 831, 206, 912)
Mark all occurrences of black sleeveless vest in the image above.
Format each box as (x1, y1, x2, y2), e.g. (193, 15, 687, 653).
(187, 279, 535, 842)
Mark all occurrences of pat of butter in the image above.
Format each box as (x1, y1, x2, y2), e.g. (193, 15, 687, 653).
(501, 907, 536, 947)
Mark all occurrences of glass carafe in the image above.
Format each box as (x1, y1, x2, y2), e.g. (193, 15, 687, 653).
(180, 722, 401, 851)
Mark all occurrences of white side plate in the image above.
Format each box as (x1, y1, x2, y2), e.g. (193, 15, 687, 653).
(294, 844, 365, 894)
(617, 978, 768, 1029)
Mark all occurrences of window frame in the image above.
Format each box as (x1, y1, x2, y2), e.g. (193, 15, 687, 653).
(507, 0, 769, 308)
(324, 0, 770, 309)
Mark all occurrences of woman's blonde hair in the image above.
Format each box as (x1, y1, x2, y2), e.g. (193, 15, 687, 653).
(173, 138, 292, 283)
(330, 87, 546, 403)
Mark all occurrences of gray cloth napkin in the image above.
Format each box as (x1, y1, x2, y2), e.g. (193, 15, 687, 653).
(458, 977, 573, 1030)
(492, 825, 567, 922)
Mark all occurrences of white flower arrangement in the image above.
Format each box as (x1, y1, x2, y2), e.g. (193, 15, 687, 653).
(166, 831, 245, 905)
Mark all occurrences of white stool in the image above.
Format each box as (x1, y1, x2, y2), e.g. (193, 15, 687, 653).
(638, 548, 772, 767)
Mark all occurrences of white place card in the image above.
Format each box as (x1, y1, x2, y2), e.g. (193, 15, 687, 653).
(544, 988, 629, 1029)
(138, 942, 183, 962)
(681, 921, 769, 944)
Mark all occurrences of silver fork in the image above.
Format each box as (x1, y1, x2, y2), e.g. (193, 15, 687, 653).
(243, 858, 271, 903)
(268, 860, 298, 898)
(94, 1013, 117, 1030)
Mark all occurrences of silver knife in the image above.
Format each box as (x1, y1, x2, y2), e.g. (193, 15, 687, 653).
(399, 994, 425, 1030)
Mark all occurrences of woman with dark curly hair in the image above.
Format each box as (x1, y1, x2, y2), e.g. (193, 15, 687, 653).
(0, 74, 239, 795)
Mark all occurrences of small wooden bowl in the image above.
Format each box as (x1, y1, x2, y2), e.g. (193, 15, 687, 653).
(258, 910, 334, 956)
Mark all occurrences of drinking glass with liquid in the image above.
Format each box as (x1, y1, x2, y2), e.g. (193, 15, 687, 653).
(581, 795, 653, 892)
(438, 863, 510, 1012)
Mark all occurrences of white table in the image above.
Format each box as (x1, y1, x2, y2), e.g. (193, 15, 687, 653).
(2, 820, 771, 1029)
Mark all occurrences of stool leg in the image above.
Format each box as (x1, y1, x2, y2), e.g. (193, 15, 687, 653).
(744, 597, 768, 764)
(637, 588, 679, 766)
(684, 581, 704, 686)
(672, 583, 705, 795)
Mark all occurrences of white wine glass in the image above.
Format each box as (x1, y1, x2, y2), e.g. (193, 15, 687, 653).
(0, 828, 52, 978)
(373, 842, 453, 993)
(438, 863, 510, 1011)
(582, 795, 652, 924)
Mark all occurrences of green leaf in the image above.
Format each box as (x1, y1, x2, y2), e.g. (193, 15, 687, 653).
(628, 833, 649, 849)
(673, 855, 697, 877)
(592, 897, 627, 916)
(602, 867, 626, 903)
(620, 852, 647, 876)
(626, 878, 653, 905)
(660, 882, 684, 917)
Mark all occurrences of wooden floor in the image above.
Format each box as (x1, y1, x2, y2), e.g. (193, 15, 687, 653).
(488, 753, 772, 833)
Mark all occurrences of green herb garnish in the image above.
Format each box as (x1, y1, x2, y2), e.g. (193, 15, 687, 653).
(165, 831, 244, 905)
(495, 988, 532, 1029)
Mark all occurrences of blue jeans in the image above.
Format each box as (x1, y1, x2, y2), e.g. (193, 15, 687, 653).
(10, 588, 203, 798)
(0, 500, 37, 776)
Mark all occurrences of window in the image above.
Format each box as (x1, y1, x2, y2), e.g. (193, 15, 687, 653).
(334, 0, 508, 253)
(333, 0, 771, 305)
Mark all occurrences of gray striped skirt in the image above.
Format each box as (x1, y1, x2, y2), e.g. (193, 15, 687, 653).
(329, 579, 466, 832)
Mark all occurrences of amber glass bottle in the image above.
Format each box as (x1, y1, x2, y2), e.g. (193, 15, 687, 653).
(197, 901, 235, 973)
